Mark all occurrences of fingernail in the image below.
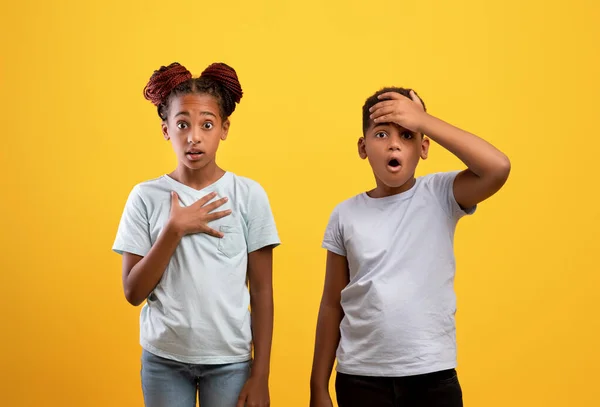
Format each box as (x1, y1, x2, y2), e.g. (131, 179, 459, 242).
(224, 197, 229, 202)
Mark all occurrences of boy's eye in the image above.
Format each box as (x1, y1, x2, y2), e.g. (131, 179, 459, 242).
(177, 122, 189, 130)
(375, 132, 387, 139)
(402, 131, 413, 139)
(202, 122, 214, 130)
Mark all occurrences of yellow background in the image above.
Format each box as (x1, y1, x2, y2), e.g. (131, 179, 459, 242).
(1, 0, 598, 406)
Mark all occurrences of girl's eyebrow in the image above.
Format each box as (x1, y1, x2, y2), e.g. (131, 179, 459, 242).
(174, 111, 216, 118)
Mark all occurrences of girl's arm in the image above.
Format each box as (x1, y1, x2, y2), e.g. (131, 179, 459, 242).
(237, 246, 275, 407)
(248, 246, 275, 378)
(122, 191, 230, 306)
(122, 222, 183, 306)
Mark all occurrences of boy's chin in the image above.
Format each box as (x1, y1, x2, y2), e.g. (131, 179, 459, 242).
(383, 180, 411, 189)
(377, 174, 413, 189)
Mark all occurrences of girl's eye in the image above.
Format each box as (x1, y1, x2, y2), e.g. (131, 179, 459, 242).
(375, 132, 387, 138)
(203, 122, 214, 130)
(177, 122, 189, 130)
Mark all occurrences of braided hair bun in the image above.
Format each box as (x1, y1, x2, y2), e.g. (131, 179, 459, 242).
(201, 63, 243, 103)
(143, 62, 243, 120)
(200, 62, 243, 117)
(143, 63, 192, 106)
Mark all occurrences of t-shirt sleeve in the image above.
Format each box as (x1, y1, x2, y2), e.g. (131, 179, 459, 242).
(429, 171, 477, 221)
(322, 205, 346, 256)
(246, 183, 280, 253)
(112, 185, 153, 257)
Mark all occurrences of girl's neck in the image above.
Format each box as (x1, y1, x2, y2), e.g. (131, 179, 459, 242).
(168, 162, 226, 191)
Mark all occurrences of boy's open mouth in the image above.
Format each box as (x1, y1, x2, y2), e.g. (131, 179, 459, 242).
(388, 159, 400, 168)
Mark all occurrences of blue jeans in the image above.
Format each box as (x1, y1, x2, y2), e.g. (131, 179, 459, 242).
(141, 350, 251, 407)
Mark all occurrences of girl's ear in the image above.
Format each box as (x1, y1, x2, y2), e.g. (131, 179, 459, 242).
(221, 119, 230, 141)
(162, 122, 170, 140)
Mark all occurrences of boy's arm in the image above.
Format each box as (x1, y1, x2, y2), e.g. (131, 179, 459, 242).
(371, 91, 511, 209)
(310, 251, 349, 403)
(418, 113, 511, 209)
(237, 246, 275, 407)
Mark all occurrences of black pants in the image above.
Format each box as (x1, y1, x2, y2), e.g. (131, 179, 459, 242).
(335, 369, 463, 407)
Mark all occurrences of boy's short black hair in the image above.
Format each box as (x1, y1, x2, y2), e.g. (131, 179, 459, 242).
(362, 87, 427, 135)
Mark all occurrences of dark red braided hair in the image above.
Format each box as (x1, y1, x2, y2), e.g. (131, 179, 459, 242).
(200, 63, 243, 103)
(143, 61, 243, 121)
(143, 63, 192, 106)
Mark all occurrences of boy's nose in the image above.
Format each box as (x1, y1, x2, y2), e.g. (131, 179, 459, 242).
(388, 140, 401, 150)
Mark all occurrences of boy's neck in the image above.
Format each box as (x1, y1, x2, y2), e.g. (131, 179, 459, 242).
(368, 177, 416, 198)
(169, 162, 226, 191)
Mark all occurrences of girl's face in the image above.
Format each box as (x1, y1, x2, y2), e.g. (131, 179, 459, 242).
(162, 93, 229, 172)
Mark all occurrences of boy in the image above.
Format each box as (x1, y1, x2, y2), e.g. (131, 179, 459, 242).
(309, 88, 510, 407)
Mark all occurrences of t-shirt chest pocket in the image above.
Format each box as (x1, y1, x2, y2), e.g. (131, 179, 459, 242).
(217, 225, 247, 258)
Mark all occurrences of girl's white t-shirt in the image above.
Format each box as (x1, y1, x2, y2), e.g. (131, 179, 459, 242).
(113, 172, 280, 364)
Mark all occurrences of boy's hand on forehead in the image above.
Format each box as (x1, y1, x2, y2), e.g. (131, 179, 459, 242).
(369, 90, 427, 134)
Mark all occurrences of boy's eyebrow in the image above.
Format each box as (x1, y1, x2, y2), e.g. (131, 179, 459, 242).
(371, 123, 415, 133)
(372, 123, 392, 130)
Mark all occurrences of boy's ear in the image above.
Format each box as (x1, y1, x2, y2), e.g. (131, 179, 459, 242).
(162, 122, 170, 141)
(358, 137, 367, 159)
(420, 136, 430, 159)
(221, 119, 230, 141)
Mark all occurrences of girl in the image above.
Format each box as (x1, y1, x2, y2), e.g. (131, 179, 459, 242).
(113, 62, 279, 407)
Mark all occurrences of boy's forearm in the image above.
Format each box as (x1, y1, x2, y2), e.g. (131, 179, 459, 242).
(125, 221, 183, 305)
(250, 287, 274, 378)
(310, 303, 343, 391)
(419, 114, 510, 179)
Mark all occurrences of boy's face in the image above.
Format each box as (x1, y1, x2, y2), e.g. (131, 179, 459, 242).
(161, 93, 229, 171)
(358, 122, 429, 189)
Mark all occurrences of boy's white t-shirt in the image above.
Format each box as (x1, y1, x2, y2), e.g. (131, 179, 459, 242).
(322, 171, 475, 377)
(113, 172, 280, 364)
